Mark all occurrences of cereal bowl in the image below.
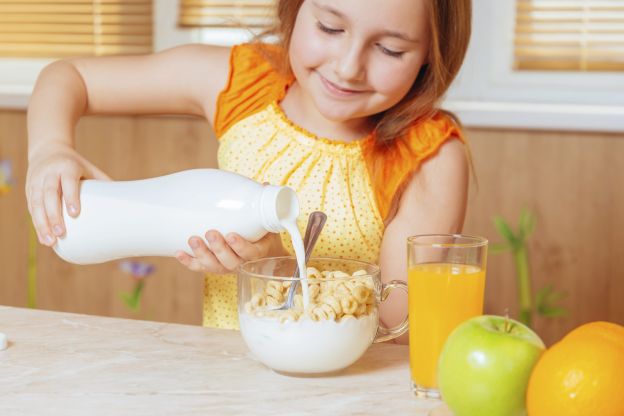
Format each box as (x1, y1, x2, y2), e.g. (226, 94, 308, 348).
(238, 257, 408, 376)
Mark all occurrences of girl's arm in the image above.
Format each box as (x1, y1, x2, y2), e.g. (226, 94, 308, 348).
(378, 138, 469, 344)
(26, 45, 231, 246)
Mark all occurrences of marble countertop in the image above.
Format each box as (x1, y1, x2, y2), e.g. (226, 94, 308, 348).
(0, 305, 442, 415)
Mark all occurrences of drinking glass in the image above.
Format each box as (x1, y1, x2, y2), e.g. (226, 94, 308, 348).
(408, 234, 488, 399)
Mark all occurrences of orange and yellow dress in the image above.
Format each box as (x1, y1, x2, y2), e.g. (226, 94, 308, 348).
(203, 43, 464, 329)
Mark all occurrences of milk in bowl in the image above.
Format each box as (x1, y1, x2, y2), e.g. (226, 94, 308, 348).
(238, 257, 408, 376)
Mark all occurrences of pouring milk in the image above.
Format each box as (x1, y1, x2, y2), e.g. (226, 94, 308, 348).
(54, 168, 311, 307)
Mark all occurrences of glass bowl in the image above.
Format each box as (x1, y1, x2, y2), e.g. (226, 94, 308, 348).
(238, 256, 408, 376)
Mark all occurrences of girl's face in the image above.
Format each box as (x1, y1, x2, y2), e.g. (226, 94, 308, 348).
(289, 0, 430, 124)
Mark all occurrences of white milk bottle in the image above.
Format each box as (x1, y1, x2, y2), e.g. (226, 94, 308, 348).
(53, 169, 299, 264)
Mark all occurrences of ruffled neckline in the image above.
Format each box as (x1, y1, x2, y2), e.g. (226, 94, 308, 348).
(268, 101, 374, 152)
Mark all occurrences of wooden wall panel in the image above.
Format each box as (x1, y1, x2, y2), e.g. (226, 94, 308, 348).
(463, 128, 624, 345)
(1, 111, 218, 326)
(0, 111, 29, 308)
(1, 109, 622, 345)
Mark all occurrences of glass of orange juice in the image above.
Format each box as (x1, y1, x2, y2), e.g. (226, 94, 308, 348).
(408, 234, 488, 399)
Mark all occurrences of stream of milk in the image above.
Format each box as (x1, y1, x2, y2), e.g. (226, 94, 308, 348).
(281, 220, 310, 309)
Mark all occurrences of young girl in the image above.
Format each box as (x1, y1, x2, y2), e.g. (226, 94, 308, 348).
(26, 0, 472, 339)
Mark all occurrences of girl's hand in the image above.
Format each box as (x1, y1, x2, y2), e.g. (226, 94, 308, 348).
(26, 143, 111, 246)
(175, 230, 287, 274)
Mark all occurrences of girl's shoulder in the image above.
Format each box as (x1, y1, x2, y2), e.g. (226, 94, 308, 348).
(363, 111, 464, 158)
(230, 42, 284, 69)
(361, 111, 465, 220)
(214, 43, 294, 137)
(401, 111, 465, 151)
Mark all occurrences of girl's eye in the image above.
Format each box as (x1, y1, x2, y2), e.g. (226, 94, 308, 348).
(317, 21, 343, 35)
(378, 44, 404, 58)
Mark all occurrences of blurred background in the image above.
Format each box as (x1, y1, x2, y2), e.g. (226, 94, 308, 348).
(0, 0, 622, 346)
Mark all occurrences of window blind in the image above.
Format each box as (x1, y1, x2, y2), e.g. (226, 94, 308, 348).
(0, 0, 153, 58)
(178, 0, 274, 28)
(514, 0, 624, 71)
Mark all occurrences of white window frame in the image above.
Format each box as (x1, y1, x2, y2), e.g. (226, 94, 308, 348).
(0, 57, 52, 108)
(1, 0, 623, 133)
(154, 0, 260, 50)
(0, 0, 256, 109)
(442, 0, 624, 132)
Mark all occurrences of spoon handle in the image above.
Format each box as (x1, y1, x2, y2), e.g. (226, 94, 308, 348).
(287, 211, 327, 304)
(303, 211, 326, 264)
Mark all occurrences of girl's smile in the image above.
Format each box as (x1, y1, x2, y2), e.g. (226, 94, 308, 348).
(316, 71, 369, 99)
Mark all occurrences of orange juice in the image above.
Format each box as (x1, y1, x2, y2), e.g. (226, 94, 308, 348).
(408, 263, 485, 389)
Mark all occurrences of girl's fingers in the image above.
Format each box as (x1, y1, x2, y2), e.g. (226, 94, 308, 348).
(205, 230, 242, 272)
(175, 250, 206, 273)
(188, 236, 229, 274)
(60, 173, 81, 217)
(29, 194, 54, 245)
(225, 233, 259, 260)
(42, 176, 64, 238)
(254, 233, 277, 257)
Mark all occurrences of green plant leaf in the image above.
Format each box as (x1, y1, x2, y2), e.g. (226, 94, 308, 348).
(535, 285, 552, 306)
(490, 242, 511, 254)
(539, 306, 568, 318)
(119, 280, 145, 313)
(535, 285, 568, 318)
(120, 292, 139, 311)
(519, 308, 532, 328)
(538, 285, 568, 304)
(493, 216, 519, 246)
(518, 210, 536, 241)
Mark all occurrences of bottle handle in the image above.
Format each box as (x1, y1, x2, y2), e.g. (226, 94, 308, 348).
(374, 280, 409, 343)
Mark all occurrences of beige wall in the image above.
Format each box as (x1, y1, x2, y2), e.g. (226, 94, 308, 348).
(1, 112, 215, 326)
(1, 110, 622, 345)
(463, 127, 624, 345)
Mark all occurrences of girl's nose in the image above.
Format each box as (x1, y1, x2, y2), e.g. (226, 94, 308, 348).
(335, 43, 366, 83)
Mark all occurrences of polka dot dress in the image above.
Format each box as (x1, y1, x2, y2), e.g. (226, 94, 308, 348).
(202, 102, 385, 329)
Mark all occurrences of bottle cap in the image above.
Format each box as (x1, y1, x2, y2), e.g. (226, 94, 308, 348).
(0, 332, 7, 350)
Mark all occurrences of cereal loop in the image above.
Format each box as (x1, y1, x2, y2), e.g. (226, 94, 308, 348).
(245, 267, 378, 323)
(340, 296, 359, 315)
(351, 284, 370, 303)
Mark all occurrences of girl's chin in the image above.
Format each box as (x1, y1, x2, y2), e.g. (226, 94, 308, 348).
(314, 101, 367, 123)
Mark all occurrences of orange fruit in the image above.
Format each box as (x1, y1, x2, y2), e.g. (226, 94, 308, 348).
(526, 321, 624, 416)
(562, 321, 624, 347)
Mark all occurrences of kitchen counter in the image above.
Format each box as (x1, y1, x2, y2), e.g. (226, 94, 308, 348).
(0, 306, 441, 415)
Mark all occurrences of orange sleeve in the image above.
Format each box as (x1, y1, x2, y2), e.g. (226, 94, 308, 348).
(213, 43, 293, 138)
(360, 112, 466, 220)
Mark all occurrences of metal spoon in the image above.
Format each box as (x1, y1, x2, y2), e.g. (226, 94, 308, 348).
(273, 211, 327, 310)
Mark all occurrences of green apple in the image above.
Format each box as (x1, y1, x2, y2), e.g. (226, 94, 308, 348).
(437, 315, 545, 416)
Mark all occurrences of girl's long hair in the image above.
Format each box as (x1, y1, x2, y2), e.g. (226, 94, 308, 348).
(263, 0, 472, 145)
